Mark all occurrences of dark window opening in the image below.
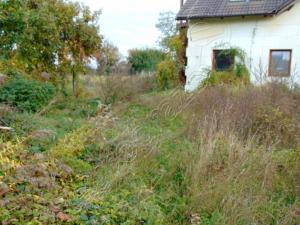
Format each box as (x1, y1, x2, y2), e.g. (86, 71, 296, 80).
(269, 50, 292, 77)
(213, 50, 235, 71)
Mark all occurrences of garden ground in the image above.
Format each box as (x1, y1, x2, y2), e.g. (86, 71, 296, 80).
(0, 75, 299, 224)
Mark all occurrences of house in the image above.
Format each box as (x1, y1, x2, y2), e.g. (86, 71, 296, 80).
(177, 0, 300, 91)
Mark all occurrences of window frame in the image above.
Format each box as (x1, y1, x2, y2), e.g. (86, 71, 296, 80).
(212, 49, 235, 72)
(268, 49, 292, 77)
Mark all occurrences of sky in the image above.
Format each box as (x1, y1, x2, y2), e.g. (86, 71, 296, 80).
(74, 0, 180, 56)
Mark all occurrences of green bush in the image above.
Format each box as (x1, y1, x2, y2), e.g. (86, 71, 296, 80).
(128, 48, 166, 74)
(202, 69, 250, 87)
(156, 59, 177, 89)
(0, 78, 55, 112)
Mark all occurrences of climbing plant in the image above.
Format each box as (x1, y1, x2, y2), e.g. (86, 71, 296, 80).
(202, 46, 251, 86)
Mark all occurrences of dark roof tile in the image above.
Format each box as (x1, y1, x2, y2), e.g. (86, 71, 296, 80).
(177, 0, 295, 19)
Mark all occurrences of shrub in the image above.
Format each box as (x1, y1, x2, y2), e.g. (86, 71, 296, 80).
(202, 69, 250, 87)
(0, 78, 55, 112)
(128, 48, 166, 74)
(84, 75, 157, 105)
(252, 106, 300, 148)
(156, 59, 177, 89)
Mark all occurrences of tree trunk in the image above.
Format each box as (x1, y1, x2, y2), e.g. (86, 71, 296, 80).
(72, 67, 78, 97)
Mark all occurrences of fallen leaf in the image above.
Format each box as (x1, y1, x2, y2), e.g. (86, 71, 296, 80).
(51, 206, 61, 214)
(57, 212, 70, 222)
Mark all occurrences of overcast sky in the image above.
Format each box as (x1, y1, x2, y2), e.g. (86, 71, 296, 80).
(74, 0, 180, 56)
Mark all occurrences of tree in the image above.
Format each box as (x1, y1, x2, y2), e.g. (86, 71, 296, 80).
(0, 0, 102, 94)
(97, 40, 121, 75)
(155, 11, 177, 51)
(155, 11, 184, 60)
(155, 11, 187, 88)
(128, 48, 166, 74)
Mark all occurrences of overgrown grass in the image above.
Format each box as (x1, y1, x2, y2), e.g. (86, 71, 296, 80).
(1, 75, 299, 224)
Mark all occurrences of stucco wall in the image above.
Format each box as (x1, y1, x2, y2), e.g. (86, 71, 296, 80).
(185, 2, 300, 91)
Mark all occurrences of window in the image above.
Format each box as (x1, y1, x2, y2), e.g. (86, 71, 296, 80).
(269, 50, 292, 77)
(213, 50, 235, 71)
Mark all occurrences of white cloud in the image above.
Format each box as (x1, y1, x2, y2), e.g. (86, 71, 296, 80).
(73, 0, 180, 55)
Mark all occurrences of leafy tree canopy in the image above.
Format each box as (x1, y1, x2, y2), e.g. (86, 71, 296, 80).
(155, 11, 177, 51)
(154, 11, 186, 88)
(0, 0, 102, 82)
(97, 39, 121, 75)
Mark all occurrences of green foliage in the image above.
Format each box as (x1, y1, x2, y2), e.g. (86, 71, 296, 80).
(202, 70, 250, 87)
(156, 59, 177, 89)
(155, 11, 185, 87)
(1, 77, 299, 224)
(0, 0, 101, 87)
(199, 212, 222, 225)
(128, 48, 166, 74)
(68, 190, 168, 224)
(0, 78, 55, 112)
(202, 47, 251, 87)
(167, 35, 185, 59)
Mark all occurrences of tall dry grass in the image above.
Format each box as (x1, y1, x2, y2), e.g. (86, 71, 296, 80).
(70, 76, 300, 223)
(142, 83, 300, 149)
(129, 83, 300, 223)
(81, 74, 157, 104)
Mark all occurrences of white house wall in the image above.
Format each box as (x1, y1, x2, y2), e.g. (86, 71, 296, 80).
(185, 2, 300, 91)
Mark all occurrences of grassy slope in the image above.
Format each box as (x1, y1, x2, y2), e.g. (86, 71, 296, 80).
(1, 82, 300, 224)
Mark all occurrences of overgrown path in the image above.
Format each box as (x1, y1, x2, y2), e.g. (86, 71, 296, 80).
(1, 94, 195, 224)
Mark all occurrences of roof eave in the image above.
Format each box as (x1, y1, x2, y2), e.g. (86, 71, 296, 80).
(176, 0, 297, 21)
(176, 13, 274, 21)
(275, 0, 296, 14)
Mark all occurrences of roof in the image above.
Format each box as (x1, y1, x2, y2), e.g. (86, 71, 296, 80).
(177, 0, 296, 20)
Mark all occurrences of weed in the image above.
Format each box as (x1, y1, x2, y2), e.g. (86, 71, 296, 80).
(1, 76, 299, 224)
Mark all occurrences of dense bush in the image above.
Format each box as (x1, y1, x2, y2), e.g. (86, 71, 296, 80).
(0, 78, 55, 112)
(202, 69, 250, 87)
(128, 48, 166, 74)
(156, 59, 178, 89)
